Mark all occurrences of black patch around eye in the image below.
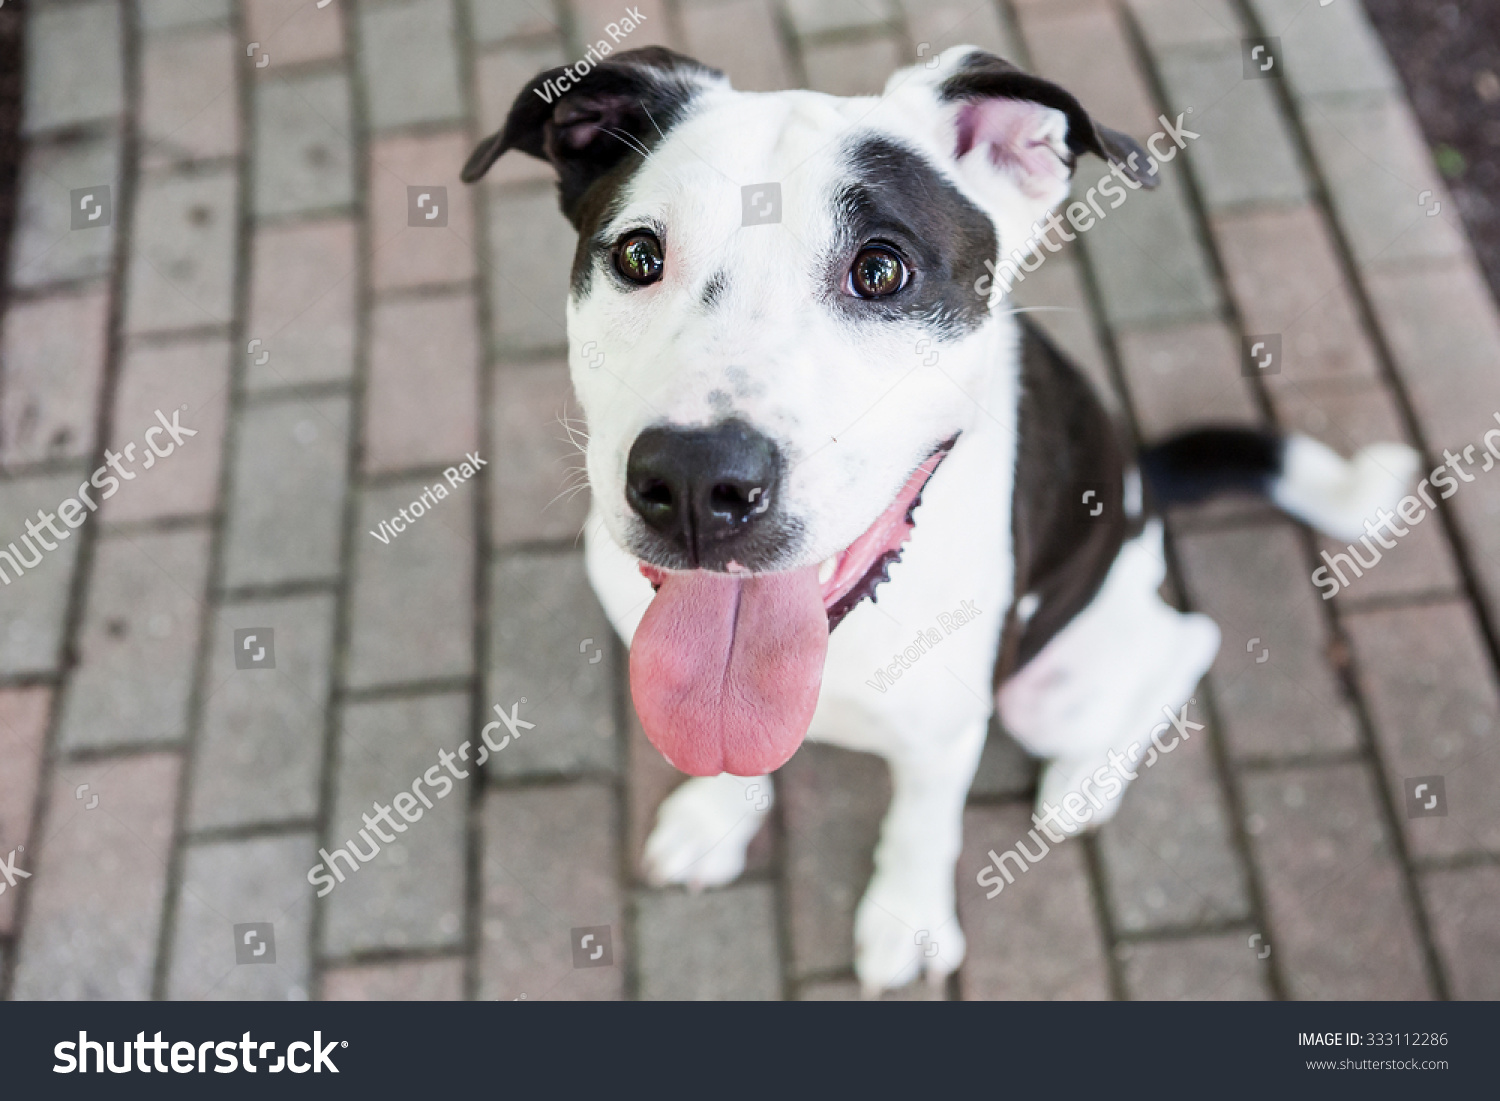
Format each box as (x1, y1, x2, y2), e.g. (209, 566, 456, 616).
(828, 135, 998, 335)
(701, 270, 727, 309)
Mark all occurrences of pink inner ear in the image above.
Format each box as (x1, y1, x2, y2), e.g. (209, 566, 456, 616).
(954, 98, 1069, 198)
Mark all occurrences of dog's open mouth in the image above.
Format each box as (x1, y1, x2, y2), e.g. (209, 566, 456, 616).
(630, 440, 954, 777)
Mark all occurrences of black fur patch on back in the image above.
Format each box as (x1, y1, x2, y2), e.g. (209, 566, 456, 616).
(997, 319, 1132, 681)
(1138, 427, 1282, 506)
(827, 135, 998, 337)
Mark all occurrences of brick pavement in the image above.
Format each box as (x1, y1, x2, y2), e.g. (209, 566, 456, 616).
(1, 0, 1497, 1001)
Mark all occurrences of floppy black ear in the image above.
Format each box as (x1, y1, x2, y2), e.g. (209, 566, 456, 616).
(461, 47, 727, 227)
(936, 50, 1160, 192)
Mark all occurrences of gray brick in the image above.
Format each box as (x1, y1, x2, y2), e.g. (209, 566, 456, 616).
(1422, 866, 1500, 1000)
(322, 957, 465, 999)
(322, 694, 469, 955)
(1301, 99, 1467, 268)
(11, 753, 180, 999)
(0, 287, 111, 465)
(1098, 718, 1249, 932)
(221, 396, 350, 588)
(10, 132, 121, 288)
(347, 478, 475, 689)
(679, 0, 794, 92)
(781, 743, 888, 977)
(486, 187, 573, 351)
(1174, 523, 1360, 761)
(1118, 933, 1271, 999)
(784, 0, 892, 37)
(1116, 320, 1259, 442)
(486, 551, 616, 777)
(25, 0, 125, 132)
(141, 0, 231, 31)
(802, 36, 903, 97)
(1241, 763, 1431, 999)
(479, 784, 623, 1000)
(0, 687, 51, 934)
(970, 719, 1038, 800)
(1244, 0, 1398, 101)
(469, 0, 560, 45)
(898, 0, 1018, 61)
(0, 472, 87, 675)
(125, 170, 238, 333)
(140, 29, 239, 169)
(253, 74, 356, 218)
(1124, 0, 1241, 51)
(245, 218, 359, 391)
(491, 358, 589, 546)
(635, 884, 781, 1000)
(1154, 41, 1308, 210)
(58, 527, 212, 750)
(958, 804, 1111, 999)
(188, 595, 336, 829)
(166, 834, 317, 1000)
(1344, 602, 1500, 860)
(358, 0, 464, 131)
(1008, 249, 1116, 411)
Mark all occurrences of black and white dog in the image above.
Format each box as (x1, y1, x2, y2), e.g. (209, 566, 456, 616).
(463, 45, 1417, 994)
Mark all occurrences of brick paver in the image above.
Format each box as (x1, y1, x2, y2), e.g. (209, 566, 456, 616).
(4, 0, 1498, 1004)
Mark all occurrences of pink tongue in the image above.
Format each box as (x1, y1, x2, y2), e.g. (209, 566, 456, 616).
(630, 566, 829, 776)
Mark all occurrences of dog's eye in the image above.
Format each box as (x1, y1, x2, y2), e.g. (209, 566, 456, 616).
(846, 246, 908, 298)
(615, 232, 664, 285)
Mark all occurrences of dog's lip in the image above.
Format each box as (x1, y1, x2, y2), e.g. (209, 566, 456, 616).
(637, 437, 956, 626)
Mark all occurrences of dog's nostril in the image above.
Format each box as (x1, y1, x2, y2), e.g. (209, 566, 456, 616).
(639, 480, 674, 508)
(709, 483, 748, 514)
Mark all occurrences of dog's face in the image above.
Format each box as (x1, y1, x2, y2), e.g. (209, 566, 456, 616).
(464, 46, 1152, 775)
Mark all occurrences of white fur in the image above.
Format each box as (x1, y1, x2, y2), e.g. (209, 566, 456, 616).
(1272, 434, 1421, 543)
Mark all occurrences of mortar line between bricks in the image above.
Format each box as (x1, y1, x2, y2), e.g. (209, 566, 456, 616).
(1081, 833, 1128, 1000)
(1230, 0, 1470, 1001)
(2, 0, 145, 1004)
(770, 0, 811, 91)
(309, 0, 369, 1002)
(456, 0, 496, 1005)
(147, 0, 255, 1003)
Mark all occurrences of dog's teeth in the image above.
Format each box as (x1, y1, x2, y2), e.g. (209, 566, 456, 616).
(818, 556, 837, 585)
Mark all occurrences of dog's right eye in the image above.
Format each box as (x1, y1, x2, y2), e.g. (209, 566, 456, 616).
(614, 232, 664, 285)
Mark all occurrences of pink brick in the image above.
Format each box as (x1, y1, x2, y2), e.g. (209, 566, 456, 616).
(101, 337, 230, 523)
(140, 29, 239, 169)
(369, 131, 478, 291)
(1213, 206, 1381, 386)
(0, 688, 51, 934)
(572, 0, 673, 51)
(364, 290, 480, 473)
(490, 358, 589, 545)
(802, 37, 903, 97)
(475, 42, 567, 187)
(10, 753, 181, 1000)
(679, 0, 793, 91)
(0, 287, 110, 466)
(1422, 866, 1500, 1000)
(322, 957, 466, 1000)
(246, 218, 358, 391)
(244, 0, 344, 67)
(1343, 601, 1500, 860)
(1271, 381, 1459, 604)
(958, 804, 1111, 999)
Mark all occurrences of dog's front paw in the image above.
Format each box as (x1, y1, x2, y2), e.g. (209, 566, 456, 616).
(854, 868, 965, 997)
(642, 773, 772, 891)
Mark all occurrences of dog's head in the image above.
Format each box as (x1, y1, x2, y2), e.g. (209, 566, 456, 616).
(464, 45, 1154, 776)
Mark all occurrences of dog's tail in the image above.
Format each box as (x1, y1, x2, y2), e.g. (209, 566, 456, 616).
(1138, 426, 1421, 543)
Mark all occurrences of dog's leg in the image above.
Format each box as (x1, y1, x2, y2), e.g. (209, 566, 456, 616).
(854, 717, 986, 996)
(642, 773, 773, 891)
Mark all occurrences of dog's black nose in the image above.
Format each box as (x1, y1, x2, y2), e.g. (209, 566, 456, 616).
(626, 420, 781, 566)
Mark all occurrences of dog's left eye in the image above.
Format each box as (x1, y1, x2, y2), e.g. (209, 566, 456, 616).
(846, 245, 909, 299)
(615, 232, 664, 285)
